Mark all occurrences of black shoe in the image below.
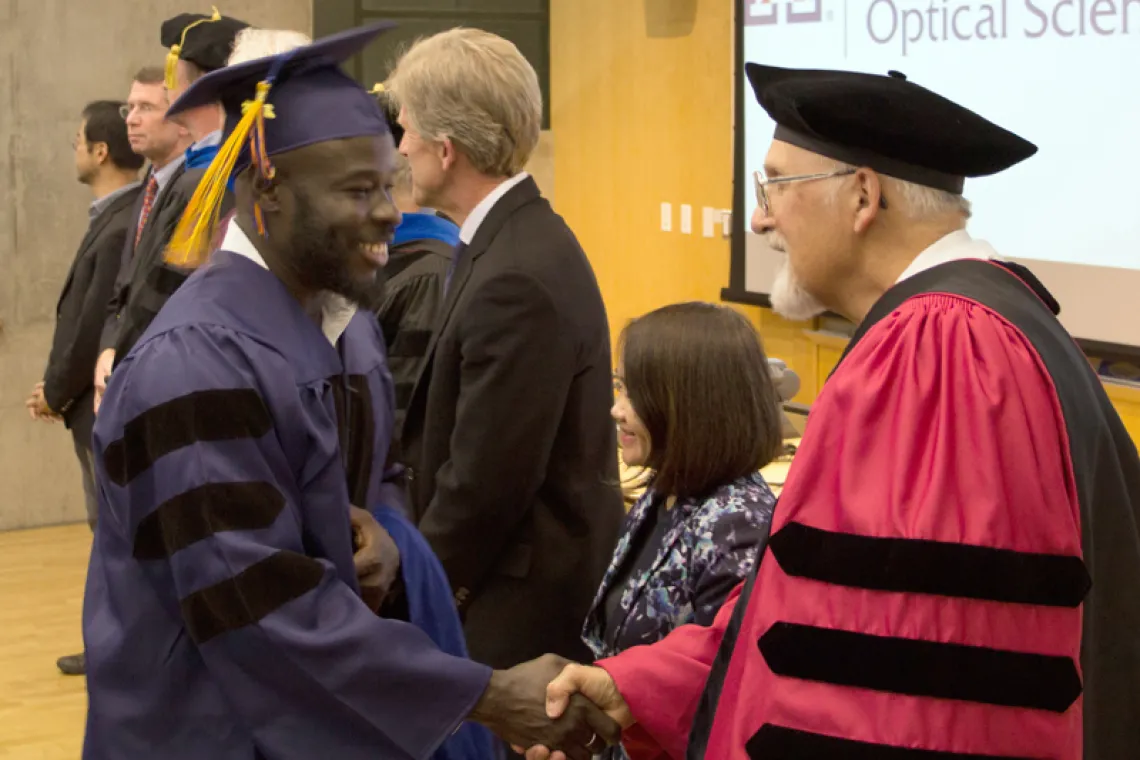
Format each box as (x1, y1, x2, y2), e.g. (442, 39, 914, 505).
(57, 652, 86, 675)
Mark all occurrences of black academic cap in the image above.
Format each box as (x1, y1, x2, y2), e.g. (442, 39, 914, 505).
(161, 10, 251, 77)
(745, 63, 1037, 194)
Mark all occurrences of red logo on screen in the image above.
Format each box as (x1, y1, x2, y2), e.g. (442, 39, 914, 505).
(744, 0, 823, 25)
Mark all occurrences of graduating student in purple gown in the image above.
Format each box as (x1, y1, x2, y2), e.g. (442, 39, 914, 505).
(82, 22, 619, 760)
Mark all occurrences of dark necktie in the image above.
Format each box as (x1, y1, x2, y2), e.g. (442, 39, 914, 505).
(443, 241, 468, 298)
(134, 174, 159, 248)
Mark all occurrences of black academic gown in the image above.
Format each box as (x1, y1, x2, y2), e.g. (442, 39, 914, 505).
(106, 164, 233, 366)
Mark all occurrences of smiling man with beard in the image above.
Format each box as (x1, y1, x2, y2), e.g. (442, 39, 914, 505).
(81, 22, 619, 760)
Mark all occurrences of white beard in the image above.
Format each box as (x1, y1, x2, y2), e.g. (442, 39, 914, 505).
(770, 255, 828, 321)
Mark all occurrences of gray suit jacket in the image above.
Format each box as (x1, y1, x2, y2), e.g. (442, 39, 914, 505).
(44, 185, 142, 442)
(400, 177, 624, 669)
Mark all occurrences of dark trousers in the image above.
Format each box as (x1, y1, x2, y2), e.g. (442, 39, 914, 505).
(71, 428, 97, 530)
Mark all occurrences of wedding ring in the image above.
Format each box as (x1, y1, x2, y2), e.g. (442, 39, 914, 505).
(586, 732, 602, 752)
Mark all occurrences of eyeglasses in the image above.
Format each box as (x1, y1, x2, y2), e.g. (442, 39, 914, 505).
(119, 103, 160, 120)
(753, 168, 856, 216)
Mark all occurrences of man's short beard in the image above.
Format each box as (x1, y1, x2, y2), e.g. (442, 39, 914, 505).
(289, 188, 379, 306)
(770, 255, 827, 322)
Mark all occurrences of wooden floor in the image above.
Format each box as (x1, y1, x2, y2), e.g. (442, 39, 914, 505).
(0, 523, 91, 759)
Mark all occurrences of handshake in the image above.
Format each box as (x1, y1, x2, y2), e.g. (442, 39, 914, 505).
(471, 654, 633, 760)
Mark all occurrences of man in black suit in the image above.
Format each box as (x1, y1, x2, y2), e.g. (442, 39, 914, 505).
(26, 100, 144, 675)
(93, 66, 192, 412)
(93, 16, 246, 394)
(389, 29, 624, 672)
(107, 11, 249, 360)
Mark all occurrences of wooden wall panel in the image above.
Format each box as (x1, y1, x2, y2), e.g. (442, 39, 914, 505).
(549, 0, 765, 353)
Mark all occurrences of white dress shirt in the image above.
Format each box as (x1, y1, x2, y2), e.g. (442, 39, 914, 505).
(896, 229, 999, 284)
(458, 172, 530, 244)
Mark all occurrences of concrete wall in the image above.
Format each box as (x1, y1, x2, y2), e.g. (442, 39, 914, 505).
(0, 0, 312, 531)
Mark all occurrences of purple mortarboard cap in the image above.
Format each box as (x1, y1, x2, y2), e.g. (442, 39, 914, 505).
(167, 20, 396, 175)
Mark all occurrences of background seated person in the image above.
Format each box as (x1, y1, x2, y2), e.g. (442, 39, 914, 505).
(583, 302, 781, 758)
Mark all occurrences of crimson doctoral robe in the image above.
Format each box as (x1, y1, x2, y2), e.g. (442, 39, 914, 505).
(600, 258, 1140, 759)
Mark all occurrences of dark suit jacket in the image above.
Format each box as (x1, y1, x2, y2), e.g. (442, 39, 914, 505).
(101, 166, 162, 352)
(44, 184, 142, 445)
(106, 165, 232, 365)
(401, 177, 624, 668)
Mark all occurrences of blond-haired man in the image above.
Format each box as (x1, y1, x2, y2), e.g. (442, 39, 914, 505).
(389, 29, 624, 673)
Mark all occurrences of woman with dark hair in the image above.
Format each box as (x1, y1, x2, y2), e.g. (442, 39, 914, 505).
(582, 302, 781, 757)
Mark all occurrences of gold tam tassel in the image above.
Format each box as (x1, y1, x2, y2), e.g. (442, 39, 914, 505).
(165, 80, 275, 269)
(165, 6, 222, 90)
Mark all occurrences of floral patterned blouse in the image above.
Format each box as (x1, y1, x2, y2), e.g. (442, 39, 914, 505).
(581, 471, 776, 661)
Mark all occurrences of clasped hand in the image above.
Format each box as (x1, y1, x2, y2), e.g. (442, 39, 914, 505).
(472, 655, 624, 760)
(513, 661, 633, 760)
(347, 509, 630, 758)
(25, 381, 60, 422)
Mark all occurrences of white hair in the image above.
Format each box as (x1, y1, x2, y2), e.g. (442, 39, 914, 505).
(834, 161, 972, 220)
(387, 28, 542, 176)
(881, 175, 972, 219)
(227, 29, 312, 65)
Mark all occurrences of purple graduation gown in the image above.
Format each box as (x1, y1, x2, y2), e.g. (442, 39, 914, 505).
(82, 250, 491, 760)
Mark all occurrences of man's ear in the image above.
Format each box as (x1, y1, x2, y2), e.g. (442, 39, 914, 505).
(91, 141, 109, 166)
(253, 174, 284, 213)
(853, 168, 883, 233)
(438, 137, 458, 172)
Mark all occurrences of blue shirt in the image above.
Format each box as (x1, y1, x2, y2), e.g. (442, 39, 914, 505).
(392, 211, 461, 248)
(185, 129, 223, 169)
(88, 181, 141, 221)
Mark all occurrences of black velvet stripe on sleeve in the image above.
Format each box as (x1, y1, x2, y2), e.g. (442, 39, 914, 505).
(133, 481, 287, 560)
(103, 388, 273, 487)
(769, 521, 1091, 608)
(758, 622, 1082, 713)
(746, 724, 1039, 760)
(180, 550, 325, 645)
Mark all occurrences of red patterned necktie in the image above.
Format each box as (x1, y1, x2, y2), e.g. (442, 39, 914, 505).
(134, 174, 159, 248)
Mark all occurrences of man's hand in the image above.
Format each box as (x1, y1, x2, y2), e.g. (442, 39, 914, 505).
(93, 349, 115, 414)
(349, 506, 400, 612)
(26, 382, 59, 422)
(470, 655, 621, 760)
(520, 663, 635, 760)
(546, 663, 633, 728)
